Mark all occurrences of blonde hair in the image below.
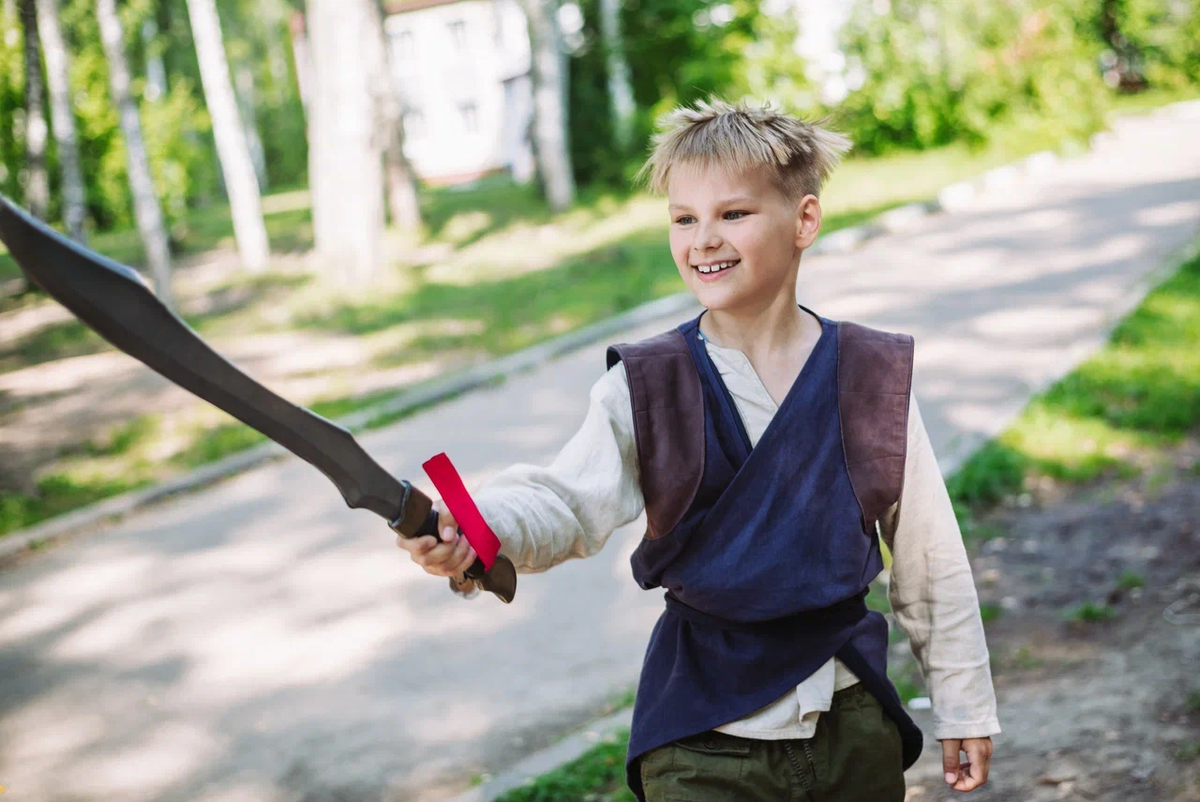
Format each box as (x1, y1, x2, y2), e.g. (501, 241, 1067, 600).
(636, 97, 852, 200)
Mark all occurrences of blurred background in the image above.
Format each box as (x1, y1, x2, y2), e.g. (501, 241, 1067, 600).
(1, 2, 1199, 800)
(1, 0, 1197, 539)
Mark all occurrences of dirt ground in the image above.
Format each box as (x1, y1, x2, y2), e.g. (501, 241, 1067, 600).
(902, 434, 1200, 801)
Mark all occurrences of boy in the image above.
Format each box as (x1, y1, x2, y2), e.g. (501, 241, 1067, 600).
(397, 98, 1000, 800)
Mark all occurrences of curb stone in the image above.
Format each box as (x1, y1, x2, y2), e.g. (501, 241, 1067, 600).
(445, 707, 634, 802)
(0, 103, 1160, 560)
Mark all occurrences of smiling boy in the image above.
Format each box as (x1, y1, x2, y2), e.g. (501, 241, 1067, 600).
(397, 98, 1000, 800)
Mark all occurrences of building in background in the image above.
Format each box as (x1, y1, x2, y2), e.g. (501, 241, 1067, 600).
(383, 0, 535, 186)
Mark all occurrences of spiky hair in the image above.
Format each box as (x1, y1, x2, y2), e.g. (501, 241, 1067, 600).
(636, 97, 852, 200)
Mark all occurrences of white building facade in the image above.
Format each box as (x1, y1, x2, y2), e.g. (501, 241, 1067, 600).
(384, 0, 536, 185)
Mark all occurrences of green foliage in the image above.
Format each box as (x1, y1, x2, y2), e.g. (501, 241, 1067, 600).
(0, 4, 27, 203)
(566, 0, 763, 189)
(835, 0, 1110, 155)
(1089, 0, 1200, 90)
(0, 0, 304, 238)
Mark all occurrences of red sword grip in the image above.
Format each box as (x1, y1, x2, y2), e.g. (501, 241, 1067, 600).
(421, 453, 501, 571)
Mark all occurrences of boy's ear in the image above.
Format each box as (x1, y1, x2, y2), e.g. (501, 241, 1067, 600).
(795, 194, 822, 250)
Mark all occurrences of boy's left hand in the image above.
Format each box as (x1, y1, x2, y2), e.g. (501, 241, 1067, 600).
(941, 737, 992, 791)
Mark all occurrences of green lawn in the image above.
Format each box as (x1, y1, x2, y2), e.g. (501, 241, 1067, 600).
(948, 247, 1200, 526)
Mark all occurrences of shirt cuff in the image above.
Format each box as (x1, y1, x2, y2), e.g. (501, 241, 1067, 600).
(932, 717, 1002, 741)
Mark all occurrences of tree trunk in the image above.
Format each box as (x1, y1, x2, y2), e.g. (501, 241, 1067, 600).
(306, 0, 384, 283)
(288, 10, 313, 116)
(35, 0, 86, 241)
(366, 0, 420, 230)
(140, 16, 167, 101)
(597, 0, 635, 149)
(234, 62, 269, 189)
(184, 0, 269, 272)
(519, 0, 575, 211)
(20, 0, 49, 219)
(96, 0, 174, 307)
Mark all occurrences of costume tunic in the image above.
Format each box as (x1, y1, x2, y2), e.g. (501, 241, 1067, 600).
(610, 310, 923, 797)
(463, 306, 1001, 780)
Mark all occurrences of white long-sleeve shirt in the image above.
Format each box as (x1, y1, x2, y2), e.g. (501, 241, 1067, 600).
(466, 336, 1002, 742)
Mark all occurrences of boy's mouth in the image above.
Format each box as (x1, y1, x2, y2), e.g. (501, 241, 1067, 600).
(692, 259, 740, 277)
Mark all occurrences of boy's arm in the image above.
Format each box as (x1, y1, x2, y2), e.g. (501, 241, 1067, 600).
(464, 363, 645, 578)
(878, 392, 1002, 740)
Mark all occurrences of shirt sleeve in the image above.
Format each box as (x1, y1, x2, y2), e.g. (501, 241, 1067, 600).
(462, 363, 646, 577)
(878, 392, 1002, 740)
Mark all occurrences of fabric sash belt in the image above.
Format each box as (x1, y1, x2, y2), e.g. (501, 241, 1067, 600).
(662, 587, 870, 635)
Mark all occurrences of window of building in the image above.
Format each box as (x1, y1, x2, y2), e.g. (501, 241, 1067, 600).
(459, 102, 478, 133)
(404, 108, 427, 140)
(389, 29, 415, 66)
(447, 20, 467, 49)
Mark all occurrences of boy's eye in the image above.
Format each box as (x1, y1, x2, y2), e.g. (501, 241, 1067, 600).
(674, 215, 695, 225)
(725, 210, 748, 220)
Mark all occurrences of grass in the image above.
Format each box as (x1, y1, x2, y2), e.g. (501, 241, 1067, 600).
(1109, 85, 1200, 116)
(1116, 570, 1145, 591)
(947, 248, 1200, 514)
(1063, 601, 1118, 624)
(0, 473, 153, 535)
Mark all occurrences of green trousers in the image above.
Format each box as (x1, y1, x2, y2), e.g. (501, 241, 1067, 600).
(638, 683, 907, 802)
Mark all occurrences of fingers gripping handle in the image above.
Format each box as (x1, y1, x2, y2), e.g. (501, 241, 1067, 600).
(392, 454, 517, 604)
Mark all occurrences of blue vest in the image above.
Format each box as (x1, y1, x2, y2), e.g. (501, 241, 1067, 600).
(608, 308, 924, 800)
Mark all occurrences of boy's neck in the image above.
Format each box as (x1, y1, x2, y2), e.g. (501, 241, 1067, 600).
(698, 291, 813, 360)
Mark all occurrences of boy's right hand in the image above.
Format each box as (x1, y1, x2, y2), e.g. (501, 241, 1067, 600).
(395, 501, 479, 583)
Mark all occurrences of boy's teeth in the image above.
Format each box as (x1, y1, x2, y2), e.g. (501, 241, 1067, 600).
(697, 260, 737, 273)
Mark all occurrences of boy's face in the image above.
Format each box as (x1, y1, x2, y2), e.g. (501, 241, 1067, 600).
(667, 162, 819, 313)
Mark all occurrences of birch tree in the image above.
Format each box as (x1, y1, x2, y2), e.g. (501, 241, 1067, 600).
(96, 0, 174, 306)
(597, 0, 635, 149)
(34, 0, 85, 241)
(19, 0, 48, 218)
(367, 0, 420, 231)
(185, 0, 269, 271)
(519, 0, 575, 211)
(306, 0, 384, 283)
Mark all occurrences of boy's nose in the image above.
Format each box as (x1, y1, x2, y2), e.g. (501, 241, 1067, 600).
(695, 226, 723, 250)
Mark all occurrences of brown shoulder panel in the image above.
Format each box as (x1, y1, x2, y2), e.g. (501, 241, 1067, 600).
(836, 321, 914, 535)
(607, 330, 704, 540)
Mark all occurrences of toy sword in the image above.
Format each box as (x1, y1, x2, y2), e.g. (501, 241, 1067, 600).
(0, 197, 516, 603)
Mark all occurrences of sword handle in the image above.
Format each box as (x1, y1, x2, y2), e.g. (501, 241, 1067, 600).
(404, 506, 517, 603)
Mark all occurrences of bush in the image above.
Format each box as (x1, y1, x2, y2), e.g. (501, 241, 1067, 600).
(834, 0, 1110, 155)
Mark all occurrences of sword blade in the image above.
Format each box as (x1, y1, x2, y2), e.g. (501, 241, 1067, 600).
(0, 197, 432, 531)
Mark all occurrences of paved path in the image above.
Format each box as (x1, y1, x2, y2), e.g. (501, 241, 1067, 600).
(1, 105, 1198, 801)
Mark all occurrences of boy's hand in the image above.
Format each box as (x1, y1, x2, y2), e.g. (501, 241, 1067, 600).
(395, 501, 478, 587)
(942, 737, 992, 791)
